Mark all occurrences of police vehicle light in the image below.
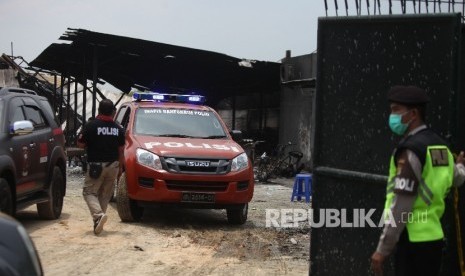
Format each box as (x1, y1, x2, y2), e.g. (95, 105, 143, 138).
(188, 96, 201, 102)
(133, 91, 206, 104)
(152, 94, 165, 100)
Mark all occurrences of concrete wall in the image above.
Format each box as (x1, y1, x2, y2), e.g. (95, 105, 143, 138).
(279, 53, 316, 169)
(279, 86, 315, 169)
(0, 69, 19, 87)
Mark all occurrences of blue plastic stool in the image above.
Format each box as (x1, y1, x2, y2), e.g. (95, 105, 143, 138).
(291, 174, 312, 203)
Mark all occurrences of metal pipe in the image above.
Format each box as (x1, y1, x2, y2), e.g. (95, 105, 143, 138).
(232, 95, 236, 130)
(355, 0, 359, 15)
(334, 0, 339, 16)
(366, 0, 370, 15)
(53, 75, 57, 111)
(59, 75, 64, 123)
(259, 92, 263, 131)
(114, 92, 126, 106)
(92, 46, 98, 119)
(66, 75, 71, 142)
(425, 0, 429, 12)
(377, 0, 381, 14)
(82, 54, 87, 124)
(324, 0, 328, 16)
(314, 166, 388, 185)
(345, 0, 349, 15)
(389, 0, 393, 14)
(74, 79, 78, 145)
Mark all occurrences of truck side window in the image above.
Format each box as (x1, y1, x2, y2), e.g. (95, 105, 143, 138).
(115, 106, 127, 125)
(121, 108, 131, 129)
(24, 105, 48, 129)
(9, 98, 26, 123)
(115, 106, 131, 129)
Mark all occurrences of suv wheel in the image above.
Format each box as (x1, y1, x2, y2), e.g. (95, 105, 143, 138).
(0, 178, 14, 215)
(226, 203, 248, 225)
(37, 166, 64, 219)
(116, 172, 143, 222)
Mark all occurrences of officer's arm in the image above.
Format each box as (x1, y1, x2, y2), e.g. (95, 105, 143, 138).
(117, 128, 125, 177)
(76, 133, 86, 148)
(76, 124, 87, 148)
(376, 149, 420, 256)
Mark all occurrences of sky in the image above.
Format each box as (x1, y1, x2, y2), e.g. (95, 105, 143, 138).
(0, 0, 327, 63)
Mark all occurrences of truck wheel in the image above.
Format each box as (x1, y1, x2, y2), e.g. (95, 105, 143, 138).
(37, 166, 64, 220)
(116, 173, 143, 222)
(227, 203, 248, 225)
(0, 178, 14, 216)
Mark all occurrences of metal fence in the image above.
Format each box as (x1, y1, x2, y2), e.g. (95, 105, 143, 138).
(324, 0, 465, 21)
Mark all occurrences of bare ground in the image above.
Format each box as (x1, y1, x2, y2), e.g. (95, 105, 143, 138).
(17, 168, 310, 276)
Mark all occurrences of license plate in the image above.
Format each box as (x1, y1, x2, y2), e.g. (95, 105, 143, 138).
(181, 192, 215, 203)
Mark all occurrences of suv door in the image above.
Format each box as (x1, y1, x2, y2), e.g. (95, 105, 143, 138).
(22, 97, 52, 187)
(8, 97, 42, 196)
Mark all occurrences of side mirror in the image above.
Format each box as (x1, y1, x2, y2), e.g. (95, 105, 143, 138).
(230, 130, 242, 141)
(0, 213, 43, 276)
(10, 120, 34, 136)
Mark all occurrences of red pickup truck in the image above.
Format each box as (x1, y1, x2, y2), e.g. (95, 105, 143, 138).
(114, 92, 254, 224)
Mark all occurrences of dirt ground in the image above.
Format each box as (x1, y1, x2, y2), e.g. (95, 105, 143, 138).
(17, 167, 311, 276)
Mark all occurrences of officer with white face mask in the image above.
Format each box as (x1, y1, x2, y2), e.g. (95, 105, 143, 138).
(371, 85, 465, 276)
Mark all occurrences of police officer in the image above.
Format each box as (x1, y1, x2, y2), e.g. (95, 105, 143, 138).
(77, 99, 125, 235)
(371, 85, 465, 275)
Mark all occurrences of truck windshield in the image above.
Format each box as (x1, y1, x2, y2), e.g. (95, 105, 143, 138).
(135, 108, 227, 138)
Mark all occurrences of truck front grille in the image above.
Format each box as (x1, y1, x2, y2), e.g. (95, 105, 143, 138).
(162, 157, 230, 174)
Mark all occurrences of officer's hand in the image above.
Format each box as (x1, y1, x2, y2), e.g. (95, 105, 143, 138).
(456, 151, 465, 166)
(370, 251, 385, 276)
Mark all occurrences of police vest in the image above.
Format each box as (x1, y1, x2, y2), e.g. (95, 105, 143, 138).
(384, 128, 454, 242)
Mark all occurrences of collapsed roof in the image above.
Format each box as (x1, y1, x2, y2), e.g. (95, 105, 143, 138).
(30, 28, 281, 104)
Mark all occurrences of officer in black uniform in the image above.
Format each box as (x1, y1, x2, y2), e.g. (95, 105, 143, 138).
(371, 85, 465, 275)
(77, 99, 125, 235)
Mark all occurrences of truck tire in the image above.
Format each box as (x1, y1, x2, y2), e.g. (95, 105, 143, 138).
(0, 178, 14, 215)
(227, 203, 248, 225)
(37, 166, 64, 220)
(116, 173, 143, 222)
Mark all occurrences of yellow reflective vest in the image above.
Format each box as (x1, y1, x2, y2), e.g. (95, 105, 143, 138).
(385, 128, 454, 242)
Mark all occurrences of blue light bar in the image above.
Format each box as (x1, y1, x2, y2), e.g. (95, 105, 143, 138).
(132, 92, 206, 104)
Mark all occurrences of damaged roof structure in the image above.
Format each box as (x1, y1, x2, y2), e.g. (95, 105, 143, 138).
(30, 28, 281, 105)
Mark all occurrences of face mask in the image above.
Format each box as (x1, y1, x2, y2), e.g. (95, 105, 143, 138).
(389, 110, 411, 136)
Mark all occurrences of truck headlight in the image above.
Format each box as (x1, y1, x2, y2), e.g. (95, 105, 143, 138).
(136, 148, 162, 170)
(231, 153, 249, 172)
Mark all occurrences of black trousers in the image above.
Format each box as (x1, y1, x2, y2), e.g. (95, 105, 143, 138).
(395, 230, 444, 276)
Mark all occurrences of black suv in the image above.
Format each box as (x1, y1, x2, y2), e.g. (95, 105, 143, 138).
(0, 87, 67, 219)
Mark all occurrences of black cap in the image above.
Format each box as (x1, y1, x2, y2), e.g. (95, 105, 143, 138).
(387, 85, 430, 105)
